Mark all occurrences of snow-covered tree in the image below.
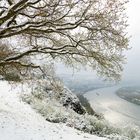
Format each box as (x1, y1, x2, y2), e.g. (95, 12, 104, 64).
(0, 0, 129, 80)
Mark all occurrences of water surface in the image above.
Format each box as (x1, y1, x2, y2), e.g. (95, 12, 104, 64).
(85, 86, 140, 127)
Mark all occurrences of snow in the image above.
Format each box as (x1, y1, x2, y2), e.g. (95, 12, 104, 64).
(0, 81, 107, 140)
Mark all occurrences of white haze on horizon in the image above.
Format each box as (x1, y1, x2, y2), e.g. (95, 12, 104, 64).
(122, 0, 140, 83)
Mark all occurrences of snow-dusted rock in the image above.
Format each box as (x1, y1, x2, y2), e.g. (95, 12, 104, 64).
(59, 86, 86, 114)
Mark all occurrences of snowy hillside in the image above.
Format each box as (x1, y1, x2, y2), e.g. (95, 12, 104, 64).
(0, 81, 107, 140)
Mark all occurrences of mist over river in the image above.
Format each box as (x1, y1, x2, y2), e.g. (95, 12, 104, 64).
(84, 86, 140, 128)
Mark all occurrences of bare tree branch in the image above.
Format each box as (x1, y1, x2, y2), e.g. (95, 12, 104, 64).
(0, 0, 129, 81)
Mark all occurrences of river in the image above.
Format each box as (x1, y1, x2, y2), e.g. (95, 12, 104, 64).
(84, 86, 140, 127)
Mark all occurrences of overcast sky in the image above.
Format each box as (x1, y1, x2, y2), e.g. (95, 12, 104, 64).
(56, 0, 140, 83)
(122, 0, 140, 82)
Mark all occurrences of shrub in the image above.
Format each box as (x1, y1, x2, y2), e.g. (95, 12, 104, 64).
(4, 72, 21, 82)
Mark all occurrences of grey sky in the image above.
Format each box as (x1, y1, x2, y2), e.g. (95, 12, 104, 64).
(122, 0, 140, 82)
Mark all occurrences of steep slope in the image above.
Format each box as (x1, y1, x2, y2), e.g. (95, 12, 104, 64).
(0, 81, 107, 140)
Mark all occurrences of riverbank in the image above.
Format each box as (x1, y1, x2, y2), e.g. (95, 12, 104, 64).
(84, 86, 140, 127)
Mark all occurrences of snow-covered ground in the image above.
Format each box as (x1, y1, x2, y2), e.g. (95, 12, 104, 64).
(0, 81, 107, 140)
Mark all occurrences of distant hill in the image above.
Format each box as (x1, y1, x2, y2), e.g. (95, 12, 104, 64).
(58, 74, 112, 94)
(116, 86, 140, 105)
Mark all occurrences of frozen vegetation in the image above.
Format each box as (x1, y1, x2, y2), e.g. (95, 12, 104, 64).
(0, 79, 140, 140)
(0, 81, 107, 140)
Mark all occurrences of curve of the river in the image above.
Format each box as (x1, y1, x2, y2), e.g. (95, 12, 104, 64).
(84, 86, 140, 127)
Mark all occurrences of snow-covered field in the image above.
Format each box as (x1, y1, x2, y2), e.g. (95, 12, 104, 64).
(0, 81, 107, 140)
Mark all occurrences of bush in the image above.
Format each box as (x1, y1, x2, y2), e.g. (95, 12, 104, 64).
(4, 72, 21, 82)
(21, 80, 140, 140)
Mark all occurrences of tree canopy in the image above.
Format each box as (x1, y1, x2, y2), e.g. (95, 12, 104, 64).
(0, 0, 129, 81)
